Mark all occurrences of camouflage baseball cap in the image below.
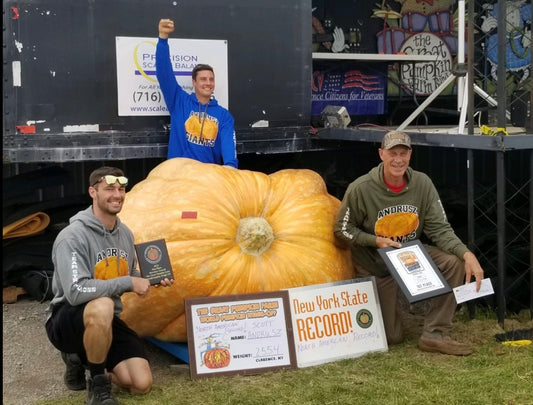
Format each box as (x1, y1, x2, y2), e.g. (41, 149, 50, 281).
(381, 131, 411, 149)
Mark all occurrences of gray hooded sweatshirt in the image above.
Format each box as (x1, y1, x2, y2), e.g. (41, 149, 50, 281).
(46, 206, 139, 321)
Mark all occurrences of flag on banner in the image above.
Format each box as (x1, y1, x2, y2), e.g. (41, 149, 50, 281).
(312, 62, 387, 116)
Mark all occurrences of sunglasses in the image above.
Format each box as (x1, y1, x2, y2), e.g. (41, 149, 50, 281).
(93, 175, 128, 187)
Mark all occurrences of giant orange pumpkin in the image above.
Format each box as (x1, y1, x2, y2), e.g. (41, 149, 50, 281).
(119, 158, 353, 341)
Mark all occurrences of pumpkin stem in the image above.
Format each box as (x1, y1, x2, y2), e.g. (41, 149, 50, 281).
(236, 217, 274, 256)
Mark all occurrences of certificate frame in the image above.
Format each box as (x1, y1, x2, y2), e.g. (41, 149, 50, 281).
(378, 240, 451, 303)
(185, 291, 296, 380)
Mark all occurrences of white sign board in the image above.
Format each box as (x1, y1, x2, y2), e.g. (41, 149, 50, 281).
(115, 36, 228, 116)
(288, 278, 387, 368)
(185, 291, 296, 379)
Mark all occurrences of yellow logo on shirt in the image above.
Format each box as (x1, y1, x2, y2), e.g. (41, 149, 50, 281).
(94, 254, 130, 280)
(185, 113, 219, 146)
(375, 205, 419, 242)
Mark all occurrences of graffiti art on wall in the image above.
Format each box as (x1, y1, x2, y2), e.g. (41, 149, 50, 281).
(480, 0, 531, 88)
(372, 0, 531, 95)
(311, 0, 531, 111)
(372, 0, 457, 96)
(374, 0, 457, 54)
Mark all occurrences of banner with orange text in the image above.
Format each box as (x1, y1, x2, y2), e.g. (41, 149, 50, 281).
(288, 277, 387, 368)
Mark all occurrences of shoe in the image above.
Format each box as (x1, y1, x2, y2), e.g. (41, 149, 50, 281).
(61, 352, 86, 391)
(418, 332, 473, 356)
(86, 374, 117, 405)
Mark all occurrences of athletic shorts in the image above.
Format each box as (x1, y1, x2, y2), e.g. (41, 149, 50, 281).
(45, 302, 148, 371)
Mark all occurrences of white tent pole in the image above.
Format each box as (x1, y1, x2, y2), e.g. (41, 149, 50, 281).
(458, 73, 469, 134)
(457, 0, 465, 111)
(396, 74, 457, 131)
(396, 0, 475, 132)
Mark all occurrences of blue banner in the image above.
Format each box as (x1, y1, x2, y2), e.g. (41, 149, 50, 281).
(312, 63, 387, 116)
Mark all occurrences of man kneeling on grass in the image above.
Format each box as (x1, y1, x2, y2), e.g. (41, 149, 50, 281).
(334, 131, 485, 356)
(45, 167, 174, 404)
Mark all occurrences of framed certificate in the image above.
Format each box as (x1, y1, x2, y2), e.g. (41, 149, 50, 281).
(378, 240, 451, 303)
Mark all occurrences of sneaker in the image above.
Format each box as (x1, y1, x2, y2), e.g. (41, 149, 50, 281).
(418, 332, 473, 356)
(86, 374, 117, 405)
(61, 352, 86, 391)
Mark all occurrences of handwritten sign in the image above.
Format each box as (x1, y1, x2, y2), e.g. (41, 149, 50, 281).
(287, 278, 387, 368)
(399, 32, 453, 96)
(185, 291, 296, 379)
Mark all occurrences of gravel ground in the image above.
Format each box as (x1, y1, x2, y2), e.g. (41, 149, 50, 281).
(2, 298, 183, 405)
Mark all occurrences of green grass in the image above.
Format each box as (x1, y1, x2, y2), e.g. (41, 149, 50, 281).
(37, 307, 533, 405)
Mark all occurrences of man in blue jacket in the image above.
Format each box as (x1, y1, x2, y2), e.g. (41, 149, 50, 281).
(156, 18, 238, 168)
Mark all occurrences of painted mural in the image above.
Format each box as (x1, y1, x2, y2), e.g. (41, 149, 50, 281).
(312, 0, 531, 111)
(372, 0, 457, 96)
(479, 0, 531, 95)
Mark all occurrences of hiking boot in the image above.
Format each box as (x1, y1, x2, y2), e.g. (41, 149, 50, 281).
(418, 331, 473, 356)
(61, 352, 86, 391)
(86, 374, 117, 405)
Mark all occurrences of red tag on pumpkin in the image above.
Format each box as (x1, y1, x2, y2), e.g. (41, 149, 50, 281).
(16, 125, 36, 134)
(181, 211, 197, 219)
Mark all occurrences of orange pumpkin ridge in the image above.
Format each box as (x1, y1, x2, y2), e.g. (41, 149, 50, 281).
(119, 158, 354, 341)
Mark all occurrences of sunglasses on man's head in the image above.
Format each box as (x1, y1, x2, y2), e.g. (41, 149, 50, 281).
(93, 175, 128, 187)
